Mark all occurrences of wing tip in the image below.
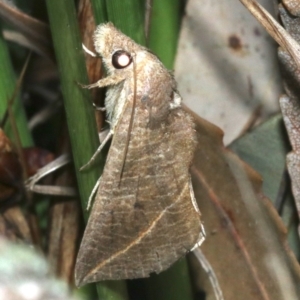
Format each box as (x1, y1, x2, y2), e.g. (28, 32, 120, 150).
(74, 268, 86, 287)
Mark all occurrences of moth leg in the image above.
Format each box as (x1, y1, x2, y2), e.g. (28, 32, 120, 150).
(86, 176, 101, 210)
(80, 130, 113, 171)
(79, 74, 125, 89)
(92, 102, 106, 111)
(99, 127, 110, 143)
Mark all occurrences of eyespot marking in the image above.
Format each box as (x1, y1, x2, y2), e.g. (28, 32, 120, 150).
(112, 50, 132, 69)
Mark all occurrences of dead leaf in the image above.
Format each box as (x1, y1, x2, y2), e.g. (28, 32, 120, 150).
(78, 0, 105, 133)
(239, 0, 300, 241)
(0, 129, 22, 204)
(187, 107, 300, 300)
(0, 206, 32, 244)
(174, 0, 281, 145)
(47, 129, 80, 285)
(48, 195, 80, 284)
(0, 2, 53, 59)
(239, 0, 300, 69)
(22, 147, 55, 177)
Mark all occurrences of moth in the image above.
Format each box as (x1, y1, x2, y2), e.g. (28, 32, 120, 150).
(75, 23, 205, 287)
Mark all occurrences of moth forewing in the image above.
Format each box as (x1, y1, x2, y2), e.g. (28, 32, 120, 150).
(75, 23, 205, 287)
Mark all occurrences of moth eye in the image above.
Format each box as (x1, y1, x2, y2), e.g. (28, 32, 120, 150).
(112, 50, 132, 69)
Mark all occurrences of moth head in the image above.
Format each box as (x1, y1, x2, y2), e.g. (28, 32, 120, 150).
(93, 23, 140, 76)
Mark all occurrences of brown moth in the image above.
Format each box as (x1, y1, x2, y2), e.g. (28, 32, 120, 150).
(75, 23, 205, 287)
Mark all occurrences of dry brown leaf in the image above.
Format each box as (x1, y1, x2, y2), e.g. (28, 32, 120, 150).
(187, 107, 300, 300)
(0, 130, 31, 244)
(239, 0, 300, 240)
(47, 128, 80, 285)
(48, 195, 80, 285)
(0, 129, 22, 203)
(0, 206, 32, 243)
(0, 1, 53, 59)
(78, 0, 105, 133)
(239, 0, 300, 70)
(78, 0, 102, 84)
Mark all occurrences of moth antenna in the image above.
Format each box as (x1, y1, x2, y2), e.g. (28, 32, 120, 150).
(118, 54, 137, 184)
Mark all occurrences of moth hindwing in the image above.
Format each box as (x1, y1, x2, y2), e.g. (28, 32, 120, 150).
(75, 23, 205, 287)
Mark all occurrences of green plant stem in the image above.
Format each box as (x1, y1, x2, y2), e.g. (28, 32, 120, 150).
(148, 0, 181, 69)
(45, 0, 100, 213)
(45, 1, 128, 299)
(145, 260, 195, 300)
(0, 27, 32, 146)
(91, 0, 145, 45)
(90, 0, 108, 25)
